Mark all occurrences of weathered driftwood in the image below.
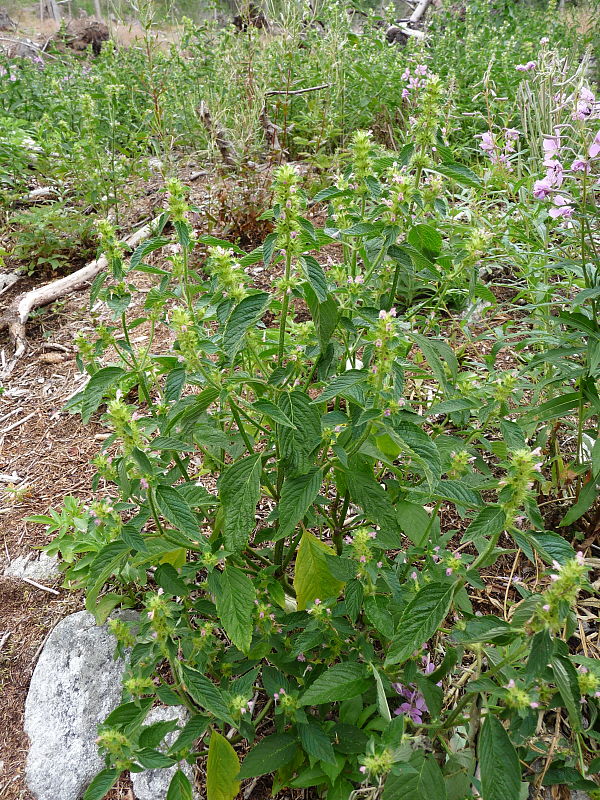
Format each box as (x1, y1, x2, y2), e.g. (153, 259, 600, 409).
(197, 101, 240, 166)
(0, 218, 158, 376)
(385, 0, 431, 42)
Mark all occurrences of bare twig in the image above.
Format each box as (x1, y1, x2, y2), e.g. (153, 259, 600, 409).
(0, 631, 12, 654)
(20, 577, 60, 595)
(265, 83, 330, 97)
(2, 411, 36, 435)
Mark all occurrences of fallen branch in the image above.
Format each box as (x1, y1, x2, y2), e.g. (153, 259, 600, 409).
(20, 577, 60, 595)
(265, 83, 330, 97)
(410, 0, 432, 23)
(16, 186, 59, 205)
(197, 101, 239, 167)
(386, 24, 426, 42)
(0, 272, 21, 297)
(0, 216, 159, 376)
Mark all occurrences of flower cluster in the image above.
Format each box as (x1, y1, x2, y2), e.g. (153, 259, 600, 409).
(369, 308, 399, 390)
(349, 129, 374, 186)
(401, 63, 429, 101)
(499, 447, 543, 522)
(273, 163, 303, 247)
(534, 552, 589, 631)
(106, 399, 144, 453)
(166, 178, 189, 223)
(206, 246, 248, 302)
(170, 307, 201, 371)
(478, 128, 519, 170)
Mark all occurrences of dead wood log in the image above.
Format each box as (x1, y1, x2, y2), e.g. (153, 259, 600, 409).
(0, 217, 159, 376)
(197, 101, 240, 167)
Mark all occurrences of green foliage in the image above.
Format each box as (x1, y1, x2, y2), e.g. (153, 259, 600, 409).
(15, 4, 600, 798)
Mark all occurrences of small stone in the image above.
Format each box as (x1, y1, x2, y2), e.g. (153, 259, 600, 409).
(131, 706, 197, 800)
(24, 610, 137, 800)
(4, 552, 60, 582)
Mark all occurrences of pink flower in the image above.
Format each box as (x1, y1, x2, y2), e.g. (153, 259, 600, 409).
(516, 61, 536, 72)
(548, 195, 574, 219)
(415, 64, 428, 76)
(571, 158, 589, 173)
(589, 130, 600, 159)
(359, 766, 367, 774)
(530, 701, 540, 709)
(401, 68, 411, 80)
(140, 478, 149, 490)
(573, 87, 595, 121)
(545, 159, 564, 188)
(505, 128, 520, 141)
(533, 178, 552, 200)
(542, 135, 561, 165)
(402, 88, 410, 100)
(540, 36, 549, 45)
(479, 131, 495, 152)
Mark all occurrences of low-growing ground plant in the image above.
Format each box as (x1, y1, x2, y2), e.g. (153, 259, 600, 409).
(33, 65, 600, 796)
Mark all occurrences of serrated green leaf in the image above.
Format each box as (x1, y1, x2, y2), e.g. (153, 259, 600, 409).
(214, 565, 256, 653)
(551, 655, 581, 731)
(81, 367, 125, 423)
(166, 769, 193, 800)
(155, 485, 200, 542)
(300, 255, 328, 302)
(206, 731, 240, 800)
(372, 665, 391, 722)
(83, 769, 120, 800)
(218, 454, 262, 551)
(313, 370, 367, 404)
(386, 583, 455, 666)
(278, 391, 322, 477)
(85, 540, 129, 611)
(300, 662, 370, 706)
(237, 733, 298, 779)
(479, 715, 521, 800)
(298, 722, 337, 765)
(408, 223, 442, 256)
(252, 399, 296, 428)
(222, 292, 270, 360)
(277, 467, 322, 541)
(180, 665, 234, 725)
(294, 531, 344, 610)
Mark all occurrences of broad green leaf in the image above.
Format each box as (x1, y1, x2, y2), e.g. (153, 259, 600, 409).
(83, 769, 120, 800)
(277, 467, 322, 541)
(382, 753, 447, 800)
(408, 223, 442, 257)
(252, 399, 296, 428)
(206, 731, 240, 800)
(397, 501, 431, 547)
(313, 370, 367, 404)
(130, 236, 172, 269)
(81, 366, 124, 423)
(166, 769, 193, 800)
(434, 480, 482, 508)
(237, 733, 298, 779)
(222, 292, 270, 359)
(386, 583, 455, 666)
(522, 392, 581, 424)
(409, 333, 457, 391)
(180, 665, 234, 725)
(305, 285, 338, 352)
(462, 506, 506, 543)
(103, 697, 153, 729)
(298, 722, 337, 765)
(479, 715, 521, 800)
(155, 485, 200, 542)
(300, 254, 328, 302)
(218, 454, 262, 551)
(277, 391, 322, 477)
(389, 419, 441, 491)
(154, 563, 187, 596)
(85, 540, 129, 611)
(294, 531, 344, 610)
(300, 662, 370, 706)
(345, 456, 401, 547)
(432, 162, 481, 189)
(560, 473, 599, 526)
(136, 748, 176, 769)
(214, 565, 256, 653)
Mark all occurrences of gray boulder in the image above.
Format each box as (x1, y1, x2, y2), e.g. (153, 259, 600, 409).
(24, 610, 136, 800)
(4, 552, 60, 582)
(131, 706, 197, 800)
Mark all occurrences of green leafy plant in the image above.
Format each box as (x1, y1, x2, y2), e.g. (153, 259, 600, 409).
(40, 128, 599, 798)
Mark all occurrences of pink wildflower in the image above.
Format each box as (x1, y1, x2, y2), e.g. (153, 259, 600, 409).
(548, 195, 574, 219)
(589, 130, 600, 159)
